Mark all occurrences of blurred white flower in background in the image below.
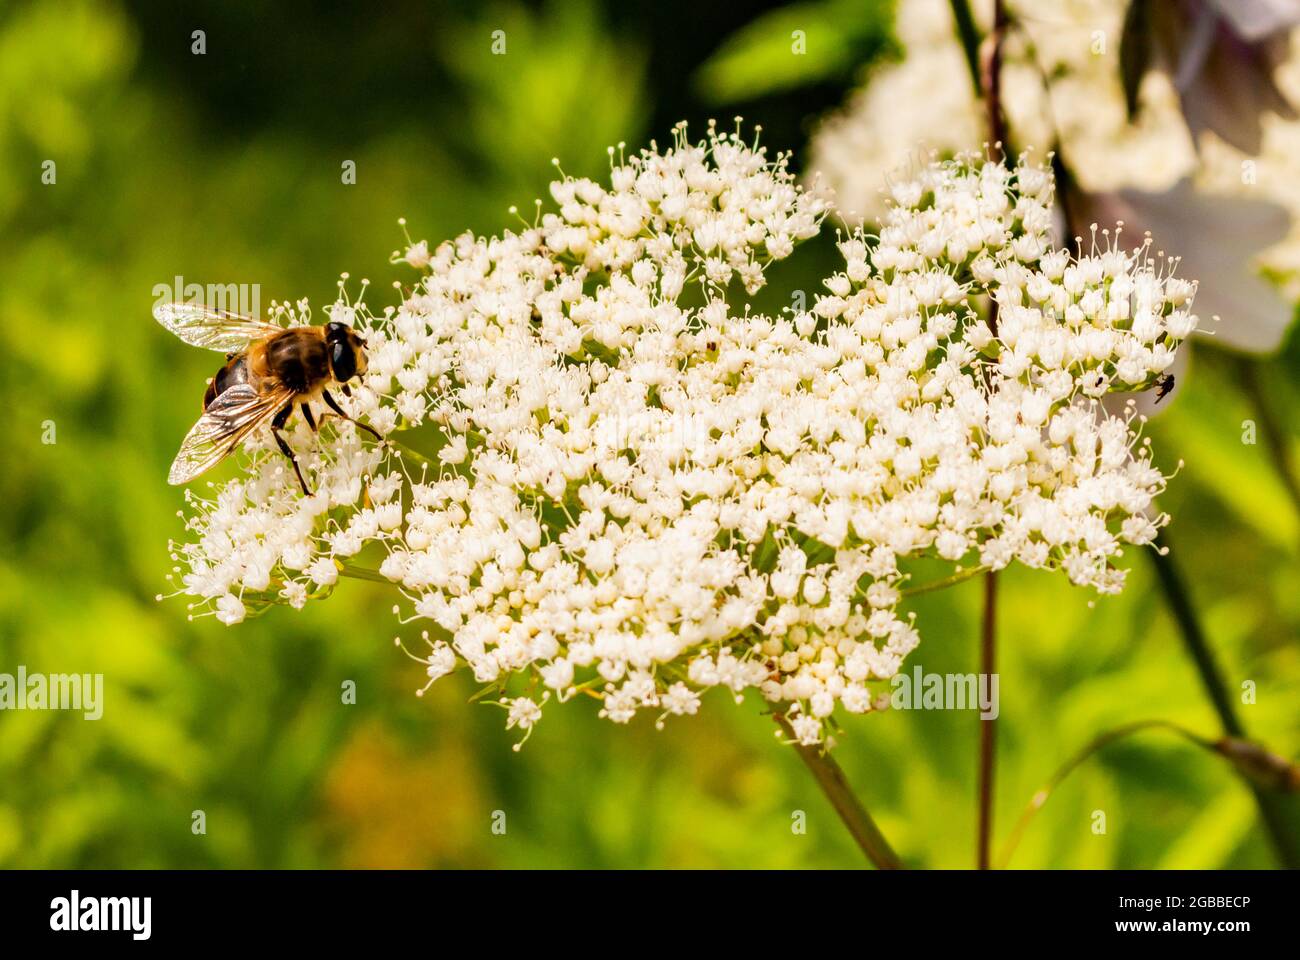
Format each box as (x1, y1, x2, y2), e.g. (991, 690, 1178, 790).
(1074, 181, 1291, 352)
(806, 0, 988, 221)
(808, 0, 1300, 375)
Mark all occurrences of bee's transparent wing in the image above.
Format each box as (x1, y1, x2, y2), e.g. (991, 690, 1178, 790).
(154, 302, 284, 352)
(168, 384, 294, 484)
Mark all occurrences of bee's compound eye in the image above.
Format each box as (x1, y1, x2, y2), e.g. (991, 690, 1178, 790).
(331, 340, 357, 382)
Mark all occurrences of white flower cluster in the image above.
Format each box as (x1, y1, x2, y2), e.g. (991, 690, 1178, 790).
(167, 125, 1193, 745)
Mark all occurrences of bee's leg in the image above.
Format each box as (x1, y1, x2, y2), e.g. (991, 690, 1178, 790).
(340, 384, 352, 398)
(272, 401, 312, 496)
(321, 388, 383, 441)
(301, 402, 318, 433)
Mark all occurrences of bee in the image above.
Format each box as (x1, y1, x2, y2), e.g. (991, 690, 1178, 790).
(1154, 373, 1175, 404)
(155, 303, 382, 495)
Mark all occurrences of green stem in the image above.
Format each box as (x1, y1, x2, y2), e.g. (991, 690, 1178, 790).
(977, 570, 997, 869)
(973, 0, 1007, 871)
(999, 719, 1300, 867)
(1149, 532, 1300, 868)
(1233, 355, 1300, 520)
(901, 566, 986, 597)
(338, 562, 391, 584)
(1149, 535, 1242, 736)
(774, 713, 904, 869)
(997, 720, 1209, 868)
(947, 0, 983, 97)
(983, 0, 1010, 165)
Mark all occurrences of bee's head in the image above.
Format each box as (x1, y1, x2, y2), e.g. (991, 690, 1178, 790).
(325, 321, 368, 382)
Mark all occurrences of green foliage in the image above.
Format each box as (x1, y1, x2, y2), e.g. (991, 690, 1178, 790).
(692, 0, 895, 103)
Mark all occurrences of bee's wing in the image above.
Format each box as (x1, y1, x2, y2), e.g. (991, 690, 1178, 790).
(154, 302, 284, 352)
(168, 384, 295, 485)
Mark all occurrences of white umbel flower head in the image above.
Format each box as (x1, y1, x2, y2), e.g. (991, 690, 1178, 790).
(166, 124, 1194, 747)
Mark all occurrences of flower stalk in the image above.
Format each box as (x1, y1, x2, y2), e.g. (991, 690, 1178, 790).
(901, 566, 986, 597)
(982, 0, 1009, 164)
(774, 713, 903, 869)
(975, 0, 1006, 871)
(1233, 355, 1300, 520)
(1148, 533, 1300, 868)
(998, 720, 1207, 867)
(338, 563, 392, 584)
(946, 0, 983, 97)
(977, 570, 998, 869)
(999, 719, 1300, 867)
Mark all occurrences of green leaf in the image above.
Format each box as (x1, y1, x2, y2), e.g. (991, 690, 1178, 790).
(692, 0, 894, 104)
(1118, 0, 1151, 121)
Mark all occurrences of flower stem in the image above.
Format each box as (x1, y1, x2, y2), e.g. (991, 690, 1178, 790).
(901, 565, 986, 597)
(997, 719, 1209, 867)
(977, 570, 998, 869)
(1149, 532, 1300, 868)
(972, 0, 1006, 872)
(999, 719, 1300, 866)
(982, 0, 1009, 167)
(946, 0, 983, 97)
(1149, 535, 1241, 736)
(1232, 355, 1300, 520)
(338, 562, 391, 584)
(774, 714, 903, 869)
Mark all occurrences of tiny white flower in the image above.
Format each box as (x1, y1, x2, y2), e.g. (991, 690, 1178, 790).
(214, 594, 245, 625)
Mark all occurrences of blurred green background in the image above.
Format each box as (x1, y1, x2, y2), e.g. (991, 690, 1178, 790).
(2, 0, 1299, 869)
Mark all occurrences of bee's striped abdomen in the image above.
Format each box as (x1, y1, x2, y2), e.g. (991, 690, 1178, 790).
(203, 353, 251, 410)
